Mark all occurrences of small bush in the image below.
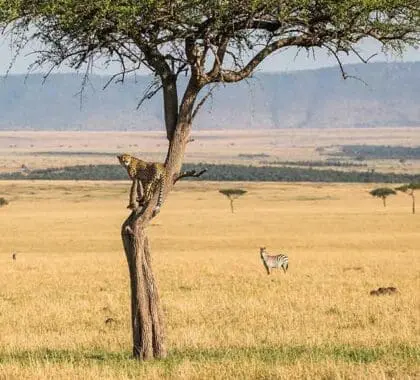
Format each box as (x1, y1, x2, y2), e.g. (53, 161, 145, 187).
(0, 197, 9, 207)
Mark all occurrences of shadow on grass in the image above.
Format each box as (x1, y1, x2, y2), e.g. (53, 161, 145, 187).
(0, 344, 418, 368)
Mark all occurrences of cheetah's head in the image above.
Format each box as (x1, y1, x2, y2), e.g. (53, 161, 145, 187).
(117, 153, 132, 167)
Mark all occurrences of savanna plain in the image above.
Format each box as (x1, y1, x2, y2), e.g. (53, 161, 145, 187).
(0, 180, 419, 379)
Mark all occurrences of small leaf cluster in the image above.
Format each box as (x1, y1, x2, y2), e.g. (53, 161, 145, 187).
(369, 187, 396, 198)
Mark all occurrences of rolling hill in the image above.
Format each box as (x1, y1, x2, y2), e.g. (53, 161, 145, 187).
(0, 61, 419, 130)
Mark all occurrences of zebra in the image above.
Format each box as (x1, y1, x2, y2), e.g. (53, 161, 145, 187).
(260, 247, 289, 275)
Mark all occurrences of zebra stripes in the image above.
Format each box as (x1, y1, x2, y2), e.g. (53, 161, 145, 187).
(260, 247, 289, 275)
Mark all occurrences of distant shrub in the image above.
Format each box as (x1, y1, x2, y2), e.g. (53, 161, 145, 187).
(395, 183, 420, 214)
(219, 188, 247, 213)
(0, 197, 9, 207)
(369, 187, 396, 207)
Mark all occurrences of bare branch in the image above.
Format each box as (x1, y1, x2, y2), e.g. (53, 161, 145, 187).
(191, 84, 217, 120)
(137, 78, 163, 110)
(324, 44, 368, 86)
(102, 65, 140, 90)
(173, 168, 207, 184)
(73, 56, 95, 110)
(42, 64, 59, 84)
(350, 47, 378, 64)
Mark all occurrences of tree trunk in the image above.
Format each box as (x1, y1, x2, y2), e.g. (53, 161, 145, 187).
(411, 193, 415, 214)
(120, 73, 199, 360)
(121, 214, 166, 360)
(230, 198, 234, 213)
(382, 196, 386, 207)
(121, 119, 193, 360)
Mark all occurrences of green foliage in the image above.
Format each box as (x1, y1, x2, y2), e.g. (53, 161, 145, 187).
(219, 188, 247, 212)
(395, 182, 419, 213)
(370, 188, 397, 198)
(0, 344, 417, 368)
(370, 187, 396, 206)
(219, 189, 247, 198)
(395, 183, 420, 193)
(0, 197, 8, 207)
(1, 0, 418, 80)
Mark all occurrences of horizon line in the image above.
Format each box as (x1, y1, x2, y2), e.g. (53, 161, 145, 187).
(2, 60, 420, 78)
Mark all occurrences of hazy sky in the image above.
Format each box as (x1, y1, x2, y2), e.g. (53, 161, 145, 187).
(0, 37, 419, 75)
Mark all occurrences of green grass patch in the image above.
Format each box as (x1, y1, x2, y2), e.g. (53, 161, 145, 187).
(0, 344, 417, 368)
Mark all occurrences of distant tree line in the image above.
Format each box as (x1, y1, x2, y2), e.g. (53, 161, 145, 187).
(259, 160, 367, 168)
(1, 164, 420, 183)
(330, 145, 420, 160)
(238, 153, 270, 159)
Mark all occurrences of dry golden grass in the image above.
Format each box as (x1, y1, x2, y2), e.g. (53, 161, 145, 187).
(0, 180, 419, 379)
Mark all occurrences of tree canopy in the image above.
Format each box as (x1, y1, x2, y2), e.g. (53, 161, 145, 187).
(219, 188, 247, 198)
(370, 187, 397, 198)
(395, 183, 420, 193)
(1, 0, 419, 139)
(395, 183, 420, 214)
(219, 188, 247, 213)
(370, 187, 396, 207)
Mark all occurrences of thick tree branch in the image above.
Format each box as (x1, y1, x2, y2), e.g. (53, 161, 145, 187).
(206, 37, 229, 80)
(161, 74, 179, 140)
(186, 36, 203, 79)
(133, 40, 179, 140)
(208, 35, 315, 83)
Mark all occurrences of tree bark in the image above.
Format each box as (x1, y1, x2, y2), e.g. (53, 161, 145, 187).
(411, 193, 415, 214)
(121, 69, 203, 360)
(121, 215, 167, 359)
(121, 121, 191, 359)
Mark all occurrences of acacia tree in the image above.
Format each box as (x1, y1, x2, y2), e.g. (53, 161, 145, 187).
(1, 0, 419, 361)
(395, 183, 420, 214)
(219, 188, 247, 213)
(370, 187, 396, 207)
